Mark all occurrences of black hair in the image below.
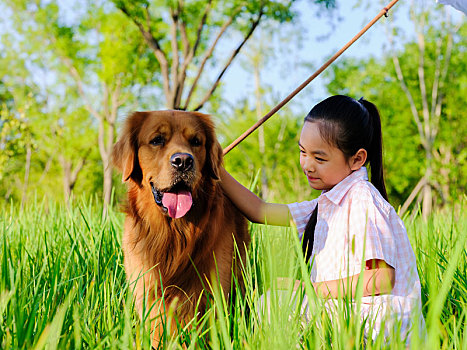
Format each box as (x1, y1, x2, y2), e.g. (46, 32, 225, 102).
(302, 205, 318, 263)
(301, 95, 387, 262)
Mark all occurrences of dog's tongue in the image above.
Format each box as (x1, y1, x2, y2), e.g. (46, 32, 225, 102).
(162, 190, 193, 218)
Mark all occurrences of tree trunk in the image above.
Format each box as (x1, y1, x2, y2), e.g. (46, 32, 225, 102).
(62, 45, 121, 214)
(434, 144, 452, 205)
(97, 117, 113, 214)
(399, 177, 426, 216)
(62, 158, 72, 203)
(386, 5, 455, 218)
(421, 157, 433, 220)
(60, 155, 87, 205)
(118, 2, 264, 111)
(102, 155, 112, 209)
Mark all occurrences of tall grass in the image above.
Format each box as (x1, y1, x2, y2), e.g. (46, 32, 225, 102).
(0, 198, 465, 349)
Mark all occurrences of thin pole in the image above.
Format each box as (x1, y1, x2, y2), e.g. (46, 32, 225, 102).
(223, 0, 400, 155)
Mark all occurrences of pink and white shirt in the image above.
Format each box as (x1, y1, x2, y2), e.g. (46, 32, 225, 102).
(288, 167, 424, 340)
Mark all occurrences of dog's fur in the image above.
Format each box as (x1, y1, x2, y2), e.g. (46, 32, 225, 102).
(112, 110, 249, 344)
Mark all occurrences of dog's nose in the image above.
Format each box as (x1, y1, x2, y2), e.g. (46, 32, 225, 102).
(170, 153, 194, 171)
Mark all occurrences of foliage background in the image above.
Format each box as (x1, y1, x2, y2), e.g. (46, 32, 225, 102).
(0, 0, 466, 348)
(0, 0, 464, 213)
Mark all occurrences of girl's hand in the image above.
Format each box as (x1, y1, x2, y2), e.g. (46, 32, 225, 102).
(312, 259, 395, 299)
(275, 259, 394, 299)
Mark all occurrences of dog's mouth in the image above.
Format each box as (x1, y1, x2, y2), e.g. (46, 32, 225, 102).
(151, 182, 193, 219)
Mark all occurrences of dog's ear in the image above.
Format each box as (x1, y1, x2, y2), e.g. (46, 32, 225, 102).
(194, 112, 223, 180)
(207, 137, 223, 180)
(112, 112, 146, 184)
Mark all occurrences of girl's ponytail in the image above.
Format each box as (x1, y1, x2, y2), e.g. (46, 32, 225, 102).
(360, 99, 388, 201)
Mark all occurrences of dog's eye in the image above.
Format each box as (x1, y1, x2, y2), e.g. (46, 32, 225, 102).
(150, 135, 165, 146)
(190, 137, 202, 147)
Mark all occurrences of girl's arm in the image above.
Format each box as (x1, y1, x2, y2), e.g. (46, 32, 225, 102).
(282, 259, 395, 298)
(220, 167, 291, 226)
(313, 259, 395, 298)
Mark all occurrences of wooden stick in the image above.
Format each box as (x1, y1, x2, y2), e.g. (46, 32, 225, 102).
(223, 0, 400, 155)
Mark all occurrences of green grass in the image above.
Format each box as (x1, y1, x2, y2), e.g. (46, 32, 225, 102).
(0, 198, 466, 349)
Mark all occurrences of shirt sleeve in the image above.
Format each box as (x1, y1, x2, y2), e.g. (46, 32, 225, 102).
(349, 193, 397, 270)
(287, 199, 318, 239)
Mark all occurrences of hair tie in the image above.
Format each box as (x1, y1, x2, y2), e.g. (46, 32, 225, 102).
(357, 97, 367, 111)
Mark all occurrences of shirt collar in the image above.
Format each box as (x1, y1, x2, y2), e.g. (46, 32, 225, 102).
(320, 167, 369, 205)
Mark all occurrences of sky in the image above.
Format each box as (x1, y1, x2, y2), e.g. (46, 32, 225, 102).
(219, 1, 396, 110)
(218, 0, 463, 115)
(0, 0, 462, 117)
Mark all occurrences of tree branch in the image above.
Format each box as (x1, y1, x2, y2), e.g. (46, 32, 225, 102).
(107, 80, 121, 159)
(110, 79, 122, 124)
(415, 15, 431, 146)
(190, 0, 212, 61)
(175, 0, 213, 109)
(176, 0, 189, 59)
(430, 36, 442, 120)
(70, 155, 88, 190)
(386, 24, 426, 150)
(183, 14, 236, 110)
(118, 3, 171, 102)
(432, 12, 456, 140)
(61, 56, 102, 122)
(399, 176, 427, 216)
(391, 55, 427, 150)
(170, 6, 180, 108)
(179, 7, 190, 59)
(97, 84, 109, 161)
(193, 10, 264, 111)
(38, 156, 53, 184)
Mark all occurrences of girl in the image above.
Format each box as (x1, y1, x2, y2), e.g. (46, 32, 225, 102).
(220, 95, 425, 342)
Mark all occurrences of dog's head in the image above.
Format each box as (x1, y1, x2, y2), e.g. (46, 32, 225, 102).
(112, 110, 223, 219)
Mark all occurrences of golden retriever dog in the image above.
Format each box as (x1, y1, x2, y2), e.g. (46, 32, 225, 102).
(112, 110, 249, 346)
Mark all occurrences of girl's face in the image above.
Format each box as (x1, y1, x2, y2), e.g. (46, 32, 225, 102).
(299, 121, 355, 191)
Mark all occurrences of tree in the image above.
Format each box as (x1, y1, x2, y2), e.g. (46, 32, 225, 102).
(325, 6, 466, 216)
(113, 0, 335, 111)
(235, 22, 305, 200)
(1, 0, 338, 206)
(52, 106, 96, 205)
(2, 0, 158, 208)
(385, 3, 463, 218)
(0, 81, 16, 185)
(238, 28, 277, 199)
(0, 51, 43, 205)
